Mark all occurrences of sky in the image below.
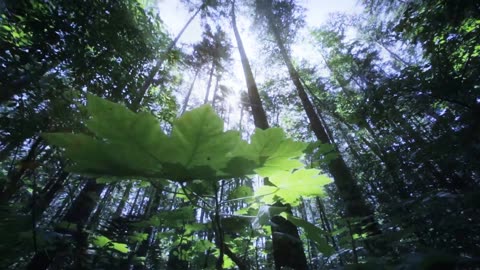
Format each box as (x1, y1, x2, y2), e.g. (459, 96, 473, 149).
(155, 0, 362, 128)
(157, 0, 361, 44)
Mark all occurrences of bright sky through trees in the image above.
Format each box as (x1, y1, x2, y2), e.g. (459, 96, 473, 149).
(156, 0, 361, 127)
(3, 0, 480, 268)
(157, 0, 361, 44)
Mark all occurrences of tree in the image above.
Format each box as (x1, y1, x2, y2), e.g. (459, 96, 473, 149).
(231, 0, 269, 129)
(255, 0, 381, 240)
(3, 0, 480, 268)
(192, 25, 232, 105)
(0, 0, 178, 268)
(231, 1, 313, 269)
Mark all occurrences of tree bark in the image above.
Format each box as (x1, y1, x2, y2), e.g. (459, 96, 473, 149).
(34, 170, 70, 218)
(231, 3, 269, 129)
(204, 61, 215, 104)
(113, 181, 134, 218)
(88, 184, 116, 230)
(131, 189, 162, 270)
(263, 1, 380, 237)
(181, 70, 199, 114)
(232, 2, 308, 269)
(132, 4, 204, 109)
(211, 74, 220, 108)
(1, 137, 42, 203)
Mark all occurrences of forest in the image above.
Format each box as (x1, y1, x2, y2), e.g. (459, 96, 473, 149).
(0, 0, 479, 269)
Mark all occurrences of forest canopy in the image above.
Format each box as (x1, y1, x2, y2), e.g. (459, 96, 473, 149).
(1, 0, 479, 269)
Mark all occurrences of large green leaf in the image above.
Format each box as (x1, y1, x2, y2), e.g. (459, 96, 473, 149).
(43, 95, 316, 185)
(227, 186, 254, 201)
(43, 95, 257, 181)
(92, 235, 130, 254)
(255, 168, 331, 205)
(248, 128, 307, 177)
(42, 133, 163, 178)
(164, 104, 251, 180)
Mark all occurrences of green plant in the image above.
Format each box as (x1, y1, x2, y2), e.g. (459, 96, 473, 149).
(43, 94, 333, 268)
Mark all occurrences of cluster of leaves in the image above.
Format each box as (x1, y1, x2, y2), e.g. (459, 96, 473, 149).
(44, 95, 329, 188)
(295, 0, 480, 267)
(0, 0, 181, 268)
(43, 94, 333, 268)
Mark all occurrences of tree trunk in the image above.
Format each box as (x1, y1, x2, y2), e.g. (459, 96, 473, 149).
(1, 137, 42, 203)
(64, 179, 105, 269)
(181, 70, 200, 114)
(211, 74, 220, 108)
(131, 189, 162, 270)
(239, 105, 244, 132)
(113, 181, 134, 218)
(204, 62, 216, 104)
(231, 2, 269, 130)
(232, 3, 307, 269)
(132, 3, 204, 109)
(263, 2, 380, 238)
(88, 184, 116, 230)
(128, 186, 142, 216)
(28, 179, 105, 270)
(0, 142, 17, 163)
(34, 170, 70, 218)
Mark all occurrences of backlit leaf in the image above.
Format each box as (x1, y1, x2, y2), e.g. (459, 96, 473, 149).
(255, 169, 331, 206)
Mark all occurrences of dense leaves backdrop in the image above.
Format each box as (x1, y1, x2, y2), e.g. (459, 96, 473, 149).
(1, 0, 479, 269)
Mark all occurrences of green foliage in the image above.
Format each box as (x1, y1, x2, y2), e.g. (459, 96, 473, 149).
(93, 235, 130, 254)
(249, 128, 307, 177)
(134, 206, 196, 229)
(42, 95, 332, 268)
(44, 94, 252, 181)
(44, 95, 330, 191)
(5, 0, 478, 268)
(255, 169, 331, 206)
(227, 186, 254, 201)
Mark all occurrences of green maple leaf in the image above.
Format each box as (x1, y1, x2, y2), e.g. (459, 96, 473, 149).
(255, 168, 332, 206)
(43, 95, 313, 185)
(42, 133, 163, 178)
(248, 128, 307, 177)
(93, 235, 130, 254)
(164, 104, 251, 180)
(43, 95, 257, 181)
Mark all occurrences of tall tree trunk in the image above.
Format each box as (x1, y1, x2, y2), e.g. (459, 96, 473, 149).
(128, 186, 142, 216)
(88, 184, 116, 230)
(113, 181, 134, 218)
(231, 2, 269, 129)
(181, 70, 200, 114)
(263, 1, 380, 238)
(232, 3, 307, 269)
(132, 3, 204, 109)
(211, 74, 220, 108)
(1, 137, 42, 203)
(204, 62, 215, 104)
(131, 189, 162, 270)
(64, 179, 105, 269)
(239, 105, 245, 132)
(0, 142, 17, 163)
(34, 170, 70, 219)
